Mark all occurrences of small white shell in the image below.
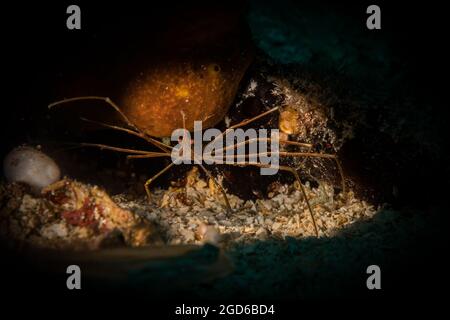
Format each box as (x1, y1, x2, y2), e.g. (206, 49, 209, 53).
(197, 223, 221, 245)
(3, 146, 61, 192)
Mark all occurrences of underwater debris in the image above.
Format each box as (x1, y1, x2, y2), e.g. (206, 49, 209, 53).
(0, 165, 377, 251)
(196, 222, 221, 245)
(0, 179, 161, 250)
(111, 167, 378, 247)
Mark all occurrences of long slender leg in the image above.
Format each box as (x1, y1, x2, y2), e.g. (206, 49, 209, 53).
(197, 164, 233, 215)
(280, 165, 319, 237)
(228, 107, 280, 130)
(79, 142, 168, 156)
(80, 117, 145, 139)
(64, 141, 173, 200)
(80, 117, 173, 153)
(212, 137, 312, 155)
(204, 107, 279, 153)
(230, 150, 346, 195)
(207, 136, 314, 187)
(127, 154, 171, 159)
(49, 96, 137, 130)
(185, 108, 232, 213)
(279, 152, 346, 195)
(49, 96, 170, 153)
(144, 162, 175, 202)
(229, 162, 319, 236)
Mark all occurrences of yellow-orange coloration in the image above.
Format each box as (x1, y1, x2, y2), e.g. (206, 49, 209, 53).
(121, 58, 251, 137)
(279, 107, 301, 135)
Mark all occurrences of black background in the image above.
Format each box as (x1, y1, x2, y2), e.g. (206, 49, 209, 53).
(1, 0, 449, 315)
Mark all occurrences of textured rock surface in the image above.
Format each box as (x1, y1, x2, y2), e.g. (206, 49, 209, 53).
(0, 179, 161, 250)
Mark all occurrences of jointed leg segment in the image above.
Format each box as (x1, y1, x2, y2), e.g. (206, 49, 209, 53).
(144, 162, 176, 202)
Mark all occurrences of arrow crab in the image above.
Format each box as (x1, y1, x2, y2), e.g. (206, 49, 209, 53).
(49, 95, 345, 237)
